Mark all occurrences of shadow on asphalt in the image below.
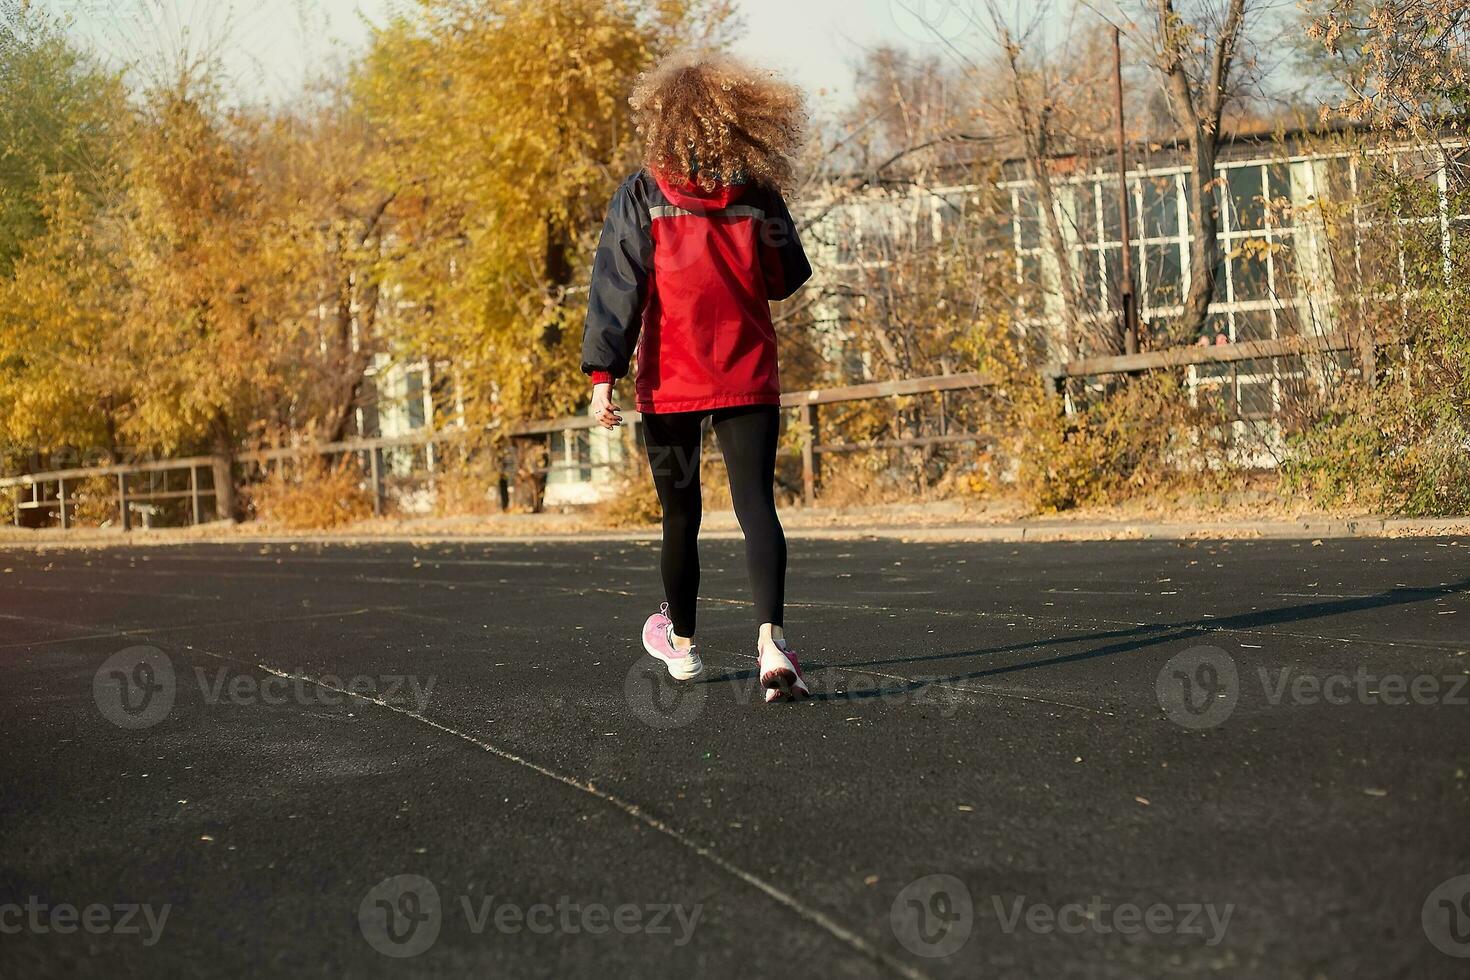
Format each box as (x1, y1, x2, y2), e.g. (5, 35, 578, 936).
(725, 579, 1470, 704)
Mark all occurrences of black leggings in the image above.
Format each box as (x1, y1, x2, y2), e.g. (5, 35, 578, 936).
(641, 404, 786, 637)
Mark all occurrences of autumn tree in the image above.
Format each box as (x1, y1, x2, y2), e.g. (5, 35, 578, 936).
(0, 6, 128, 469)
(1138, 0, 1252, 341)
(355, 0, 734, 431)
(0, 3, 124, 272)
(250, 92, 395, 444)
(0, 175, 127, 467)
(980, 3, 1123, 357)
(1306, 0, 1470, 131)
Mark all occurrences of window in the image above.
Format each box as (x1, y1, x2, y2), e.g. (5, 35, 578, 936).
(547, 430, 593, 485)
(1142, 174, 1180, 238)
(1269, 233, 1299, 302)
(405, 369, 426, 430)
(1145, 242, 1183, 306)
(1227, 166, 1266, 232)
(1230, 242, 1270, 302)
(1316, 156, 1353, 204)
(1069, 182, 1099, 246)
(1016, 188, 1042, 249)
(1264, 163, 1291, 226)
(357, 377, 380, 438)
(1233, 309, 1273, 342)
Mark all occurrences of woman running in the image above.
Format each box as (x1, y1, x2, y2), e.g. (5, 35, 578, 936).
(580, 51, 813, 703)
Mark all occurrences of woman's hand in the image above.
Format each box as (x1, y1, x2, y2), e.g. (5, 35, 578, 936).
(591, 382, 622, 430)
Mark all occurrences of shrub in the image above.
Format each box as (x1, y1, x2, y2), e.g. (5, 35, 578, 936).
(431, 451, 504, 517)
(1003, 370, 1236, 513)
(1281, 152, 1470, 517)
(592, 460, 662, 528)
(249, 455, 375, 530)
(69, 475, 121, 526)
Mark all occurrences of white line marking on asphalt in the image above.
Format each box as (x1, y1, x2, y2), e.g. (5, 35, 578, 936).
(216, 656, 932, 980)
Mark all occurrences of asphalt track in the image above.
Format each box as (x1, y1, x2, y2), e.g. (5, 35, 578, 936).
(1, 534, 1468, 978)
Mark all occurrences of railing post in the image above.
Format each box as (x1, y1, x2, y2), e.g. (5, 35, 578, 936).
(189, 465, 202, 526)
(211, 453, 235, 523)
(118, 473, 130, 532)
(11, 487, 20, 527)
(801, 402, 820, 507)
(496, 440, 513, 512)
(1358, 331, 1377, 386)
(57, 477, 70, 530)
(369, 447, 385, 517)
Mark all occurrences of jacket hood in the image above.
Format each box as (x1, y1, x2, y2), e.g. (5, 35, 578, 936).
(652, 172, 749, 212)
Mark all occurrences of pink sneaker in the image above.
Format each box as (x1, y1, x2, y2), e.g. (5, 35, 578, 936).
(642, 603, 704, 681)
(759, 639, 811, 703)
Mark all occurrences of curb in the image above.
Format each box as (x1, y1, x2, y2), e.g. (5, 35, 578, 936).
(1, 517, 1465, 550)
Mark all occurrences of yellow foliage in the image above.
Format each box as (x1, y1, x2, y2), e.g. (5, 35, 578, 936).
(0, 177, 124, 456)
(355, 0, 732, 429)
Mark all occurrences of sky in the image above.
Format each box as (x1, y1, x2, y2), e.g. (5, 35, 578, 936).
(43, 0, 1004, 112)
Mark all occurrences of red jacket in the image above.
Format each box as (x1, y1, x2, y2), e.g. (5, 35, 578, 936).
(581, 171, 812, 414)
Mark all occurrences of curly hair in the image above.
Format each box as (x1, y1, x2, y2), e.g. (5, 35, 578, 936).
(629, 50, 808, 193)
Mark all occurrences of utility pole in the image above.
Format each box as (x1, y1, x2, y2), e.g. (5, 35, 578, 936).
(1114, 25, 1140, 355)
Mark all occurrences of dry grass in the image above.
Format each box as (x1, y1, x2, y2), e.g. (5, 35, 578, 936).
(431, 454, 503, 517)
(591, 461, 662, 528)
(249, 456, 375, 530)
(68, 475, 122, 526)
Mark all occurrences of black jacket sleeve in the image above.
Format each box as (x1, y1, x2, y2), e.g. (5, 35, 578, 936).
(760, 192, 812, 302)
(581, 174, 652, 381)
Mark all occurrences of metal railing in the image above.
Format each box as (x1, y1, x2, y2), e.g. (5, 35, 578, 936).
(2, 331, 1369, 531)
(1, 455, 226, 531)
